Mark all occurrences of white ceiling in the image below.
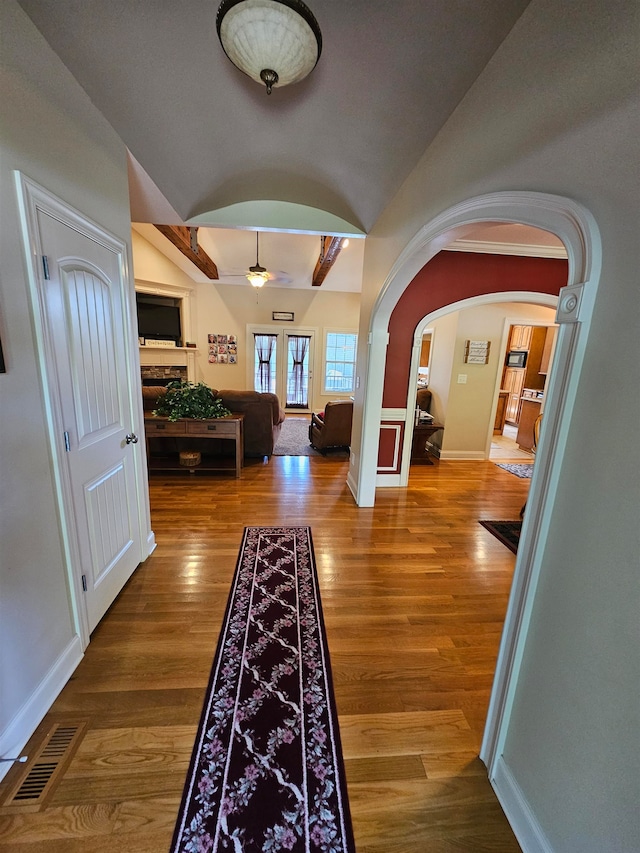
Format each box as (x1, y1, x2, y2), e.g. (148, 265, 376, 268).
(19, 0, 566, 291)
(18, 0, 531, 233)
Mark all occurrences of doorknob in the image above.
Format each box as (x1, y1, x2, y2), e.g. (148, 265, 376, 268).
(125, 433, 139, 444)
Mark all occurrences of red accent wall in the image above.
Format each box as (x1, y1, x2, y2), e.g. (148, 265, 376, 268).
(383, 252, 568, 408)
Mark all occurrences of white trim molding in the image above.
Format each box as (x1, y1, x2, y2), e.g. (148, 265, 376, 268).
(439, 450, 486, 460)
(0, 636, 83, 783)
(491, 758, 553, 853)
(377, 423, 402, 472)
(351, 191, 601, 847)
(445, 239, 567, 259)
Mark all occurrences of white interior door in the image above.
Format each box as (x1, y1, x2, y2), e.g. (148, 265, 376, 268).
(32, 204, 144, 634)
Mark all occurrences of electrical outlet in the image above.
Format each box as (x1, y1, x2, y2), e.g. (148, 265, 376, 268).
(457, 373, 468, 384)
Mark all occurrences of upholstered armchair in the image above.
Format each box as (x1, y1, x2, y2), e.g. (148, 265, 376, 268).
(309, 400, 353, 453)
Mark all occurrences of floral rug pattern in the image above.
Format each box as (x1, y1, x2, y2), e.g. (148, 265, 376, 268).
(170, 527, 355, 853)
(496, 462, 534, 479)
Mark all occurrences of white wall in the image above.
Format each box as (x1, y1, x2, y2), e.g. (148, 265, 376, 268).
(0, 2, 135, 769)
(132, 232, 361, 411)
(356, 0, 639, 849)
(427, 303, 555, 457)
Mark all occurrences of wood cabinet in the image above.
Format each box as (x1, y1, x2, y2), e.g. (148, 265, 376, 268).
(411, 422, 445, 464)
(508, 324, 533, 351)
(502, 325, 549, 424)
(144, 415, 244, 477)
(503, 367, 525, 424)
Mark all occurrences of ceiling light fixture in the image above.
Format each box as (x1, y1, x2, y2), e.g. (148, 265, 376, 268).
(216, 0, 322, 95)
(247, 232, 269, 288)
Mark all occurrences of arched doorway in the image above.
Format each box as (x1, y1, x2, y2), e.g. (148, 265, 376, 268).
(403, 292, 559, 485)
(352, 190, 601, 781)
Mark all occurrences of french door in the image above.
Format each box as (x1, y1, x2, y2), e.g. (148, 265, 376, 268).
(249, 327, 315, 410)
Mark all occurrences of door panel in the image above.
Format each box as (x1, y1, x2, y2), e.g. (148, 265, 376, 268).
(37, 211, 142, 633)
(65, 267, 120, 440)
(285, 333, 313, 409)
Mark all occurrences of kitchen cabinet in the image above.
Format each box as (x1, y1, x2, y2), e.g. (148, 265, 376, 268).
(503, 367, 525, 424)
(508, 324, 533, 351)
(502, 325, 548, 424)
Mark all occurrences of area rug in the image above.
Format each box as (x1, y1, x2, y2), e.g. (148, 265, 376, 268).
(479, 520, 522, 554)
(496, 462, 534, 478)
(170, 526, 355, 853)
(273, 417, 348, 457)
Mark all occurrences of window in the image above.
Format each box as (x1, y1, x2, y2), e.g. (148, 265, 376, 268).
(324, 332, 357, 394)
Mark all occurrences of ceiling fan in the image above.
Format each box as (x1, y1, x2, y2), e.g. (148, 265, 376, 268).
(223, 232, 293, 288)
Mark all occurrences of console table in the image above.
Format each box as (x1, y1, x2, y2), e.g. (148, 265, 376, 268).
(411, 422, 444, 465)
(144, 414, 244, 477)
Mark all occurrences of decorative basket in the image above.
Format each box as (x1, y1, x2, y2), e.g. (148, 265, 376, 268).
(179, 450, 201, 467)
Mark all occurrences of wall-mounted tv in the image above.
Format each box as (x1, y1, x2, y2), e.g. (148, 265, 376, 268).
(136, 293, 182, 345)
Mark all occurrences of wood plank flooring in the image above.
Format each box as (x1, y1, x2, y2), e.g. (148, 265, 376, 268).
(0, 454, 529, 852)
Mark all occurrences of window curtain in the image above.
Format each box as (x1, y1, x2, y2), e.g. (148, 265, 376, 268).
(254, 334, 276, 392)
(287, 335, 310, 407)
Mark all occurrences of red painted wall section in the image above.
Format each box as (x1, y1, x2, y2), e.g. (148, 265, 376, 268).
(383, 251, 568, 408)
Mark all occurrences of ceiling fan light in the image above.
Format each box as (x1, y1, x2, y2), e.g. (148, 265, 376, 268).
(247, 269, 269, 287)
(217, 0, 322, 94)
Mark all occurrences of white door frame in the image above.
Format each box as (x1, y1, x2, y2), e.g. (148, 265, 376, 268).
(14, 173, 153, 649)
(353, 191, 602, 782)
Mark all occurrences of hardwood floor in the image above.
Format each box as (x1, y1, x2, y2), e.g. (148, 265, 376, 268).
(0, 455, 529, 852)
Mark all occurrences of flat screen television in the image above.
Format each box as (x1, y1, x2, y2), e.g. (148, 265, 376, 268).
(136, 293, 182, 345)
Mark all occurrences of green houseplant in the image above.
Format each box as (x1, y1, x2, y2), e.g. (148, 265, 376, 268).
(152, 380, 231, 422)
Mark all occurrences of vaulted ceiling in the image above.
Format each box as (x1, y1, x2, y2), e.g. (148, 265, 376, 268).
(18, 1, 543, 287)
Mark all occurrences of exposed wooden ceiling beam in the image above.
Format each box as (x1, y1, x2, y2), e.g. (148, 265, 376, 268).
(154, 225, 219, 279)
(312, 236, 344, 287)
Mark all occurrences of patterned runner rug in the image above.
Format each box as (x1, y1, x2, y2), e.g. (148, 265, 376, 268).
(170, 526, 355, 853)
(479, 519, 522, 554)
(495, 462, 533, 478)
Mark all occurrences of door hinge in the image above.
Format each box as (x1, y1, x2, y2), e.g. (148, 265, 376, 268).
(63, 431, 70, 452)
(81, 574, 87, 592)
(42, 255, 50, 280)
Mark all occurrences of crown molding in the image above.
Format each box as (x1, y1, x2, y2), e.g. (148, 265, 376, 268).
(444, 239, 567, 259)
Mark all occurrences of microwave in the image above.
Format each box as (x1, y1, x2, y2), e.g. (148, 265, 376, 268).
(506, 350, 528, 368)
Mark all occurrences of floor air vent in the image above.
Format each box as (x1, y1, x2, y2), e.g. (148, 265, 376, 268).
(1, 722, 86, 811)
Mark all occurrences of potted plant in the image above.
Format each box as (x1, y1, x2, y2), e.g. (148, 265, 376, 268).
(151, 380, 231, 422)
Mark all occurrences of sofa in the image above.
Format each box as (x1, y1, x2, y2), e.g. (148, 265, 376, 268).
(142, 386, 285, 458)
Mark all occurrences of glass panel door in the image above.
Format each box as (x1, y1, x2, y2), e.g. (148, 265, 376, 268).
(253, 333, 278, 392)
(285, 333, 312, 408)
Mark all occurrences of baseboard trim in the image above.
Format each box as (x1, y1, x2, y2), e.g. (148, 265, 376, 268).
(439, 450, 486, 460)
(346, 469, 358, 502)
(376, 473, 401, 487)
(0, 635, 83, 782)
(146, 529, 157, 557)
(491, 757, 553, 853)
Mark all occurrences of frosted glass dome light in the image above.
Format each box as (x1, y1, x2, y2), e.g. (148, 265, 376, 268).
(217, 0, 322, 95)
